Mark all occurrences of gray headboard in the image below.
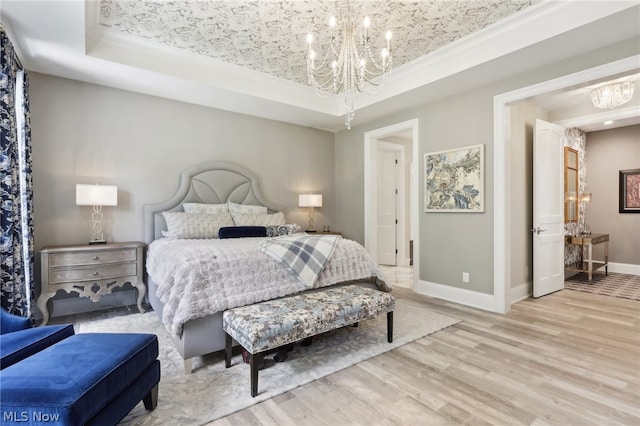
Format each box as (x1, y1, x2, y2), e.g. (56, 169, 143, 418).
(143, 161, 284, 244)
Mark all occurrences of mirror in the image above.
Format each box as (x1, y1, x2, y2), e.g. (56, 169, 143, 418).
(564, 147, 579, 223)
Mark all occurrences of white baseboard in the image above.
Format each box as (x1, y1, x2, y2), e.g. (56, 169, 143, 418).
(510, 282, 532, 304)
(415, 280, 497, 312)
(37, 290, 138, 320)
(608, 262, 640, 276)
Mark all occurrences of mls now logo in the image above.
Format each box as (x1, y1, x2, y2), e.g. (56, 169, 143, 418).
(3, 411, 61, 422)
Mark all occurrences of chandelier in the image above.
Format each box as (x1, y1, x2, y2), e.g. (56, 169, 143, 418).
(590, 81, 635, 109)
(306, 5, 392, 129)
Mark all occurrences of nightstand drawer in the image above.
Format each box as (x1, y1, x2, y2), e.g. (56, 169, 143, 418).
(49, 263, 137, 284)
(49, 248, 137, 267)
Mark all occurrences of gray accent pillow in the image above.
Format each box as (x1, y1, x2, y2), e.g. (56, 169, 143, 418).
(162, 211, 234, 239)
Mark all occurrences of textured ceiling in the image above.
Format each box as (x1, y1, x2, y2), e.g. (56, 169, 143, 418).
(98, 0, 540, 85)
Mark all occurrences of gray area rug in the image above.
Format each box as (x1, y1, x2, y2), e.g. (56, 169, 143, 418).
(78, 299, 460, 425)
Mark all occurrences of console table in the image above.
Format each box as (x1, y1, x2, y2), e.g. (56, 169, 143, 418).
(565, 233, 609, 283)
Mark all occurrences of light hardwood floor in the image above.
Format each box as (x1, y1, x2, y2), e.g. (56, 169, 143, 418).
(210, 283, 640, 425)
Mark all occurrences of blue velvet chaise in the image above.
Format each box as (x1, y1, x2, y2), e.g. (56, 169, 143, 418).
(0, 308, 160, 425)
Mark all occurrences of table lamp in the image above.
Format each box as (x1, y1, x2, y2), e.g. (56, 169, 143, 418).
(298, 193, 322, 232)
(76, 184, 118, 244)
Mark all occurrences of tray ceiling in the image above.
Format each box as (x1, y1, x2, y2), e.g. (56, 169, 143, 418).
(98, 0, 539, 85)
(3, 1, 639, 131)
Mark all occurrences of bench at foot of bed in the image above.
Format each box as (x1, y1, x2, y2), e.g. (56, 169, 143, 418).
(223, 286, 395, 397)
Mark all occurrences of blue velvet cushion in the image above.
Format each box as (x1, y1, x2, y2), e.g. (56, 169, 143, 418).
(0, 333, 159, 426)
(0, 324, 75, 370)
(219, 226, 267, 239)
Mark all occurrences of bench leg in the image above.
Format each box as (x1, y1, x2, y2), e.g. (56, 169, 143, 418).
(143, 383, 159, 411)
(387, 311, 393, 343)
(250, 352, 264, 397)
(225, 333, 232, 368)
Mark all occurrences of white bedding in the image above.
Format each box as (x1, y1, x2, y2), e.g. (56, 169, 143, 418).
(146, 236, 390, 337)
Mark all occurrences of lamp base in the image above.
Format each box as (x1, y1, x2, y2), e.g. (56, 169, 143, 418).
(89, 240, 107, 245)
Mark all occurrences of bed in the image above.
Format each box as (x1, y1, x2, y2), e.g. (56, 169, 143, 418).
(143, 161, 389, 373)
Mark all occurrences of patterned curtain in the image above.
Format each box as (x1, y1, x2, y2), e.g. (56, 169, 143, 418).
(0, 26, 35, 318)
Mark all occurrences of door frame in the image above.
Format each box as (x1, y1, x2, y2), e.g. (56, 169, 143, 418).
(493, 55, 639, 314)
(364, 119, 419, 276)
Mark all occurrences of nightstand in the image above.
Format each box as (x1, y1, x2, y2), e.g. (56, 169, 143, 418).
(37, 242, 146, 325)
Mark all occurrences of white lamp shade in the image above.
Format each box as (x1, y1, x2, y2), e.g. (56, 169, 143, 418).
(76, 184, 118, 206)
(299, 193, 322, 208)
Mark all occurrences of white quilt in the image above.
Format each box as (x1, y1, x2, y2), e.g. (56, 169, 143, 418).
(146, 236, 390, 337)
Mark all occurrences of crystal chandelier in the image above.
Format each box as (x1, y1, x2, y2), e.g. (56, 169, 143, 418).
(306, 5, 392, 129)
(590, 82, 635, 109)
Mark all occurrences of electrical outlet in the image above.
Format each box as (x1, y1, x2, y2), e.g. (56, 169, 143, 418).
(462, 272, 469, 283)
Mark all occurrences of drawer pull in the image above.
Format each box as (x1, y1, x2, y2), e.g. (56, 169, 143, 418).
(93, 256, 99, 261)
(92, 271, 99, 276)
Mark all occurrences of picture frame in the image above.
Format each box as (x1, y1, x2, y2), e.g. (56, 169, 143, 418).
(619, 168, 640, 213)
(424, 144, 484, 212)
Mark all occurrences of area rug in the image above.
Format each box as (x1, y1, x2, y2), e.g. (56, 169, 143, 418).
(565, 272, 640, 301)
(77, 299, 460, 425)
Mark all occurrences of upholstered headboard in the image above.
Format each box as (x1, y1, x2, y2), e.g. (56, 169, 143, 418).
(143, 161, 284, 243)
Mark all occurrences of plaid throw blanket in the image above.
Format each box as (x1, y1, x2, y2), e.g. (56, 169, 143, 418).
(260, 234, 342, 287)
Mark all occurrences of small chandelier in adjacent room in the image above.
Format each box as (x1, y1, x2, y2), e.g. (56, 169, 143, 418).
(306, 5, 392, 129)
(590, 81, 635, 109)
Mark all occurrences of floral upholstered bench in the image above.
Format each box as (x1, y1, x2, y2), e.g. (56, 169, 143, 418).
(223, 286, 395, 397)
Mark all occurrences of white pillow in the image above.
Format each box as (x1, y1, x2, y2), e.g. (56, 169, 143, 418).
(162, 211, 234, 239)
(183, 203, 228, 214)
(227, 201, 268, 215)
(230, 211, 286, 227)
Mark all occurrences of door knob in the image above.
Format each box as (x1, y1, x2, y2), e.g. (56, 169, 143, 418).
(530, 227, 547, 235)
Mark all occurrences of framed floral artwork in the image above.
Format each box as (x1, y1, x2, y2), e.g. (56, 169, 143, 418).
(619, 169, 640, 213)
(424, 144, 484, 212)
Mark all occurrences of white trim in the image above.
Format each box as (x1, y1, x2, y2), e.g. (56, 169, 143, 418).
(415, 280, 496, 312)
(608, 262, 640, 276)
(510, 282, 532, 304)
(494, 55, 640, 314)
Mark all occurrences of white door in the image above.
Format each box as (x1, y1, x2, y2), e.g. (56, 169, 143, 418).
(533, 119, 565, 298)
(377, 146, 398, 265)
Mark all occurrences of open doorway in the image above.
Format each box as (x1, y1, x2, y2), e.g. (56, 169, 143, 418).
(494, 55, 639, 314)
(364, 119, 419, 290)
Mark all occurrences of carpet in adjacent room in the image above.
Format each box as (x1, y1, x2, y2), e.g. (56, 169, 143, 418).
(565, 272, 640, 301)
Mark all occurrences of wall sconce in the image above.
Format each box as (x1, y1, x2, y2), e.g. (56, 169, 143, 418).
(564, 191, 577, 202)
(565, 191, 577, 223)
(298, 193, 322, 232)
(76, 184, 118, 244)
(579, 193, 592, 203)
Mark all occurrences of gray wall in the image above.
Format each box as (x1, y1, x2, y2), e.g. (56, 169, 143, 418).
(29, 73, 335, 314)
(29, 72, 335, 252)
(334, 37, 640, 295)
(586, 125, 640, 265)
